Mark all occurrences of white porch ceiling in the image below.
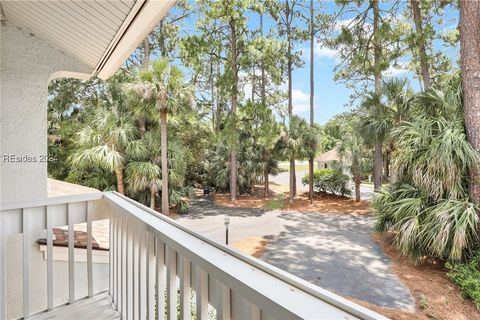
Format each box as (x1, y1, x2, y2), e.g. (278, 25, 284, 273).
(1, 0, 175, 79)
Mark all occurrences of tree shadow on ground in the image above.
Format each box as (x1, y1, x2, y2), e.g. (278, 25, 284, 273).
(183, 198, 268, 219)
(261, 212, 415, 310)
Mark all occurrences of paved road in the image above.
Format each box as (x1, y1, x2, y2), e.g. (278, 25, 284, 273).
(177, 200, 415, 310)
(270, 171, 376, 200)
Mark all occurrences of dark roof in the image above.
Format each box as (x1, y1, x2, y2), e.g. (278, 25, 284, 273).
(37, 228, 109, 251)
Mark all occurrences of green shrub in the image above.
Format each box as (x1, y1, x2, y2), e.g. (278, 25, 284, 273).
(373, 183, 479, 261)
(446, 251, 480, 309)
(302, 169, 351, 196)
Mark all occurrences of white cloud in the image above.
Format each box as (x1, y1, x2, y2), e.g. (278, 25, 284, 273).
(301, 42, 339, 61)
(383, 63, 409, 77)
(315, 46, 338, 59)
(292, 89, 310, 113)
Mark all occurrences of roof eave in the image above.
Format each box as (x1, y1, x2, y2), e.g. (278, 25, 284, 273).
(95, 0, 176, 80)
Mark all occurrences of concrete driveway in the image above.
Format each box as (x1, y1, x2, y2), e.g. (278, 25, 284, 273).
(176, 200, 415, 310)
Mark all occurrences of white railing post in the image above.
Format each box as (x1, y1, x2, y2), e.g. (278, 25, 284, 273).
(195, 267, 208, 320)
(139, 227, 147, 320)
(156, 238, 166, 320)
(166, 246, 177, 320)
(22, 208, 30, 319)
(0, 210, 7, 320)
(180, 256, 191, 320)
(46, 206, 54, 311)
(121, 214, 127, 319)
(87, 201, 93, 298)
(146, 232, 155, 320)
(67, 203, 75, 304)
(133, 222, 139, 319)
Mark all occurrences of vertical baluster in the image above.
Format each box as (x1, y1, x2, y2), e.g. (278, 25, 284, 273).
(46, 206, 54, 311)
(138, 224, 146, 320)
(216, 283, 231, 320)
(22, 208, 30, 318)
(195, 267, 208, 320)
(133, 222, 139, 318)
(0, 210, 7, 320)
(120, 214, 127, 318)
(115, 211, 121, 309)
(87, 202, 93, 298)
(156, 238, 166, 320)
(251, 304, 261, 320)
(67, 203, 75, 304)
(111, 211, 117, 305)
(180, 256, 191, 320)
(127, 217, 133, 319)
(166, 247, 177, 320)
(146, 233, 155, 320)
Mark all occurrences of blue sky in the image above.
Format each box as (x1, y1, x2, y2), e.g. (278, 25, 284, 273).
(174, 1, 460, 125)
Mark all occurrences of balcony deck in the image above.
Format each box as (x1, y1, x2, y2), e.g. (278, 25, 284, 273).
(1, 192, 387, 320)
(29, 293, 119, 320)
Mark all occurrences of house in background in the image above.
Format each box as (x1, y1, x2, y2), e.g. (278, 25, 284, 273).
(316, 148, 343, 170)
(0, 1, 385, 319)
(316, 147, 353, 176)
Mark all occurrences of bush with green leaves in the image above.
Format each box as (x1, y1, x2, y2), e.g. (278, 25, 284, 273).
(446, 250, 480, 308)
(302, 169, 351, 197)
(372, 76, 480, 262)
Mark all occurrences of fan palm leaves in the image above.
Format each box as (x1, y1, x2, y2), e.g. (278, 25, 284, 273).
(359, 78, 412, 186)
(125, 58, 194, 214)
(70, 106, 138, 194)
(278, 115, 319, 204)
(337, 124, 371, 202)
(373, 75, 480, 261)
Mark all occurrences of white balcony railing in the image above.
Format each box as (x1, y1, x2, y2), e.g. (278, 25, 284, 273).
(0, 192, 387, 320)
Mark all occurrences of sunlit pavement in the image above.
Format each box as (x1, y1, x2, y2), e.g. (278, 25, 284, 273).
(177, 199, 415, 310)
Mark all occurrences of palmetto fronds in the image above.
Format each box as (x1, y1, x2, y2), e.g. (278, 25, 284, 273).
(373, 76, 480, 262)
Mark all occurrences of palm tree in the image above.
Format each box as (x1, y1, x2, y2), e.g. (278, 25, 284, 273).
(359, 78, 412, 187)
(71, 107, 138, 195)
(337, 127, 370, 202)
(125, 130, 161, 209)
(278, 116, 318, 204)
(126, 58, 193, 214)
(374, 75, 480, 261)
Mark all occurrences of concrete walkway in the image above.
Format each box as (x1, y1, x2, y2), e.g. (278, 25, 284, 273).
(177, 199, 415, 310)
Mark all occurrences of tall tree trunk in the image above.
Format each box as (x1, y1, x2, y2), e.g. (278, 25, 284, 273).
(150, 187, 156, 209)
(143, 38, 150, 66)
(460, 0, 480, 205)
(261, 12, 269, 200)
(160, 107, 169, 215)
(383, 149, 390, 182)
(410, 0, 431, 90)
(286, 3, 296, 204)
(260, 12, 266, 106)
(354, 176, 361, 202)
(373, 0, 383, 192)
(308, 0, 315, 205)
(264, 151, 270, 198)
(210, 59, 216, 131)
(229, 19, 238, 201)
(138, 119, 146, 138)
(115, 167, 125, 195)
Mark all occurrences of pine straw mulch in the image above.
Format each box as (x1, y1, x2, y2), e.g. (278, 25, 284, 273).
(359, 233, 480, 320)
(214, 191, 372, 215)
